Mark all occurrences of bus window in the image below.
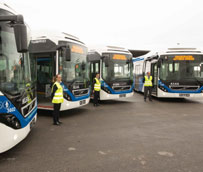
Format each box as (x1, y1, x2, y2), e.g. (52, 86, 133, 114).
(169, 63, 173, 72)
(194, 66, 200, 77)
(174, 63, 179, 72)
(91, 63, 94, 73)
(160, 63, 167, 80)
(95, 63, 99, 73)
(145, 61, 151, 73)
(102, 61, 108, 79)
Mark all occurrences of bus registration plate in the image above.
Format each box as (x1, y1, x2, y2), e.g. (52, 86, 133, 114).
(79, 100, 86, 105)
(179, 93, 190, 97)
(119, 94, 126, 98)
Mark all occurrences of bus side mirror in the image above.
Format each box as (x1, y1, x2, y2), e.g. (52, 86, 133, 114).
(102, 57, 109, 67)
(64, 47, 71, 61)
(157, 60, 161, 68)
(105, 60, 109, 67)
(81, 63, 85, 70)
(14, 24, 28, 53)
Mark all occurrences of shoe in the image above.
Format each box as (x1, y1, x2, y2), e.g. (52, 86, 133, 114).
(96, 104, 100, 106)
(58, 121, 62, 124)
(53, 122, 60, 125)
(93, 104, 96, 107)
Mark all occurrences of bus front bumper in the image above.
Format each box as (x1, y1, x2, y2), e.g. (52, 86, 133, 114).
(60, 97, 90, 111)
(0, 115, 37, 153)
(100, 90, 134, 100)
(158, 89, 203, 98)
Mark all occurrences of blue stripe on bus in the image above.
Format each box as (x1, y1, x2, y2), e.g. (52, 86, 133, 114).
(101, 81, 134, 94)
(0, 96, 37, 128)
(132, 57, 144, 62)
(61, 83, 90, 101)
(158, 80, 203, 93)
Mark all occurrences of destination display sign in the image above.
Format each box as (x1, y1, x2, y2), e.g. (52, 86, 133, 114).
(112, 54, 127, 60)
(71, 45, 84, 54)
(173, 55, 194, 61)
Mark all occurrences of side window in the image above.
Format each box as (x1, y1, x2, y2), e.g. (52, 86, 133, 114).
(102, 61, 107, 79)
(95, 63, 99, 73)
(91, 63, 94, 73)
(169, 63, 173, 72)
(160, 63, 167, 80)
(145, 61, 151, 73)
(174, 63, 179, 72)
(135, 64, 141, 75)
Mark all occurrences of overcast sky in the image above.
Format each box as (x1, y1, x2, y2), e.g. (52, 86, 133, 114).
(3, 0, 203, 50)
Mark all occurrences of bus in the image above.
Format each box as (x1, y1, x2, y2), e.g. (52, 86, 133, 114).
(88, 46, 134, 100)
(0, 3, 37, 153)
(133, 47, 203, 98)
(29, 32, 90, 110)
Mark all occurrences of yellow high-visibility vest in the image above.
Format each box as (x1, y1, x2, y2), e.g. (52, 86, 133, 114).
(94, 78, 101, 91)
(144, 76, 152, 86)
(26, 83, 33, 103)
(52, 82, 64, 104)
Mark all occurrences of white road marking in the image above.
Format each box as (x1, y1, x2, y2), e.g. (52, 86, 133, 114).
(158, 151, 174, 157)
(98, 151, 107, 155)
(68, 147, 76, 151)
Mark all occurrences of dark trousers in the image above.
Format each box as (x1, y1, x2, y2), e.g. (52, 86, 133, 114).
(93, 91, 100, 105)
(53, 103, 61, 123)
(144, 86, 152, 100)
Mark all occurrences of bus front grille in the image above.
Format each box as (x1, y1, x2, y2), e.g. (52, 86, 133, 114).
(112, 85, 131, 92)
(169, 85, 200, 91)
(21, 98, 37, 118)
(72, 88, 89, 97)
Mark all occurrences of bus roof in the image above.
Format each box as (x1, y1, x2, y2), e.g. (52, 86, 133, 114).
(0, 3, 17, 15)
(30, 32, 87, 53)
(133, 47, 203, 62)
(89, 45, 132, 56)
(32, 31, 86, 46)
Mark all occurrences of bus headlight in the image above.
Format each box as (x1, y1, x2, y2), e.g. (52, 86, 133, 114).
(0, 114, 21, 129)
(101, 86, 111, 94)
(64, 92, 72, 101)
(158, 85, 168, 92)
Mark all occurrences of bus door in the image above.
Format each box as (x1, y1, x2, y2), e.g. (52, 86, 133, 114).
(90, 60, 100, 91)
(151, 63, 158, 95)
(35, 53, 55, 103)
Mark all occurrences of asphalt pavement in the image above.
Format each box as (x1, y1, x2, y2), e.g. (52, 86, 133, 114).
(1, 92, 203, 172)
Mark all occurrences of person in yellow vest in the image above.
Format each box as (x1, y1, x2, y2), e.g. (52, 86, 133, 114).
(26, 83, 33, 104)
(93, 73, 101, 107)
(51, 74, 64, 125)
(143, 72, 153, 102)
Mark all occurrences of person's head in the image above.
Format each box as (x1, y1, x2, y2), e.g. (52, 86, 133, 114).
(147, 72, 150, 76)
(56, 74, 62, 82)
(96, 73, 100, 79)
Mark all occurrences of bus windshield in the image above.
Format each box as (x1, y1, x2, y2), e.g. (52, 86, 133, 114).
(159, 55, 203, 83)
(102, 53, 133, 82)
(59, 43, 89, 85)
(0, 21, 32, 96)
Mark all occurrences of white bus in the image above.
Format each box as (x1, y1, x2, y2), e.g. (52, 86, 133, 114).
(0, 3, 37, 153)
(88, 46, 134, 100)
(29, 32, 90, 110)
(133, 47, 203, 98)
